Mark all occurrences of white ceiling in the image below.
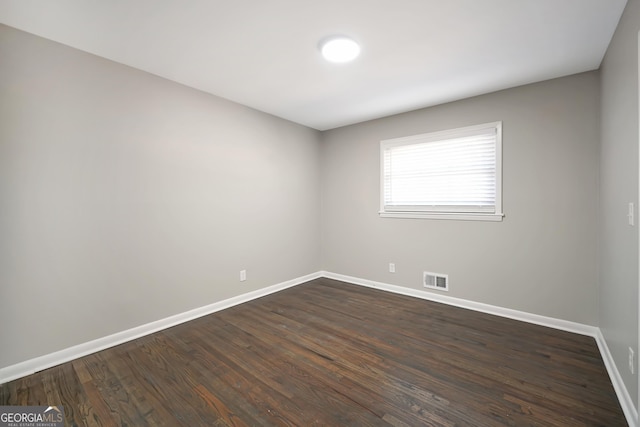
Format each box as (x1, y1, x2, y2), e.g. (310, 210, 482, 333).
(0, 0, 628, 130)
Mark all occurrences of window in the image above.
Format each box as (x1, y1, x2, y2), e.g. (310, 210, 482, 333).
(380, 122, 503, 221)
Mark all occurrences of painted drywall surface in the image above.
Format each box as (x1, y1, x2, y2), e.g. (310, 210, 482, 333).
(599, 0, 639, 408)
(321, 72, 600, 326)
(0, 24, 321, 369)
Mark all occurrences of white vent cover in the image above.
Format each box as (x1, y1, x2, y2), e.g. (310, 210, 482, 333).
(423, 271, 448, 291)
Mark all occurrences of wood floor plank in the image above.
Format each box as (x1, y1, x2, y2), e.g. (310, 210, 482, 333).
(284, 280, 624, 422)
(0, 278, 628, 426)
(247, 288, 584, 423)
(72, 360, 123, 427)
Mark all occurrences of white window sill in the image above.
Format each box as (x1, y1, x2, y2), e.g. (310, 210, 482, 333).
(379, 211, 504, 222)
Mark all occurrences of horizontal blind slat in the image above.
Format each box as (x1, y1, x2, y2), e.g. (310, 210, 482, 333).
(382, 123, 499, 213)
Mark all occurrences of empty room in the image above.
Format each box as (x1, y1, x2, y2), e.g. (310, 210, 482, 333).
(0, 1, 638, 425)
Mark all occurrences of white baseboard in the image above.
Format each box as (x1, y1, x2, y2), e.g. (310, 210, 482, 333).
(321, 271, 597, 335)
(595, 329, 639, 427)
(2, 270, 636, 427)
(320, 271, 638, 427)
(0, 272, 322, 384)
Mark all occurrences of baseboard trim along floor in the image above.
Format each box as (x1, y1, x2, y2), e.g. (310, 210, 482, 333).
(0, 272, 322, 385)
(1, 271, 636, 426)
(321, 271, 638, 427)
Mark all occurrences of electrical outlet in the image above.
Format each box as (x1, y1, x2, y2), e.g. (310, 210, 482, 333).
(628, 202, 635, 226)
(629, 347, 635, 375)
(389, 263, 395, 273)
(240, 270, 246, 282)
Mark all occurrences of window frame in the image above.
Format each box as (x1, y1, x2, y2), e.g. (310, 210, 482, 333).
(379, 121, 504, 222)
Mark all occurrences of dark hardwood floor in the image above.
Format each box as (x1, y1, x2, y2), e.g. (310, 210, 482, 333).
(1, 278, 627, 426)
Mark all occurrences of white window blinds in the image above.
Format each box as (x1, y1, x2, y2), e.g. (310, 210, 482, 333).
(380, 122, 503, 221)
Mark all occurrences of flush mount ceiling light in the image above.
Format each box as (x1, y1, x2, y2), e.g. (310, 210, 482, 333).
(320, 36, 361, 63)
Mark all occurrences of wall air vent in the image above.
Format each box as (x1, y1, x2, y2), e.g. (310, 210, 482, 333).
(423, 271, 449, 291)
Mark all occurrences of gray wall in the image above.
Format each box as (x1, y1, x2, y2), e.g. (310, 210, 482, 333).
(2, 9, 637, 411)
(600, 0, 639, 409)
(0, 24, 321, 369)
(321, 72, 600, 326)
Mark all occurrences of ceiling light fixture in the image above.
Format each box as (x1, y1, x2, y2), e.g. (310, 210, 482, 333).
(320, 36, 361, 63)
